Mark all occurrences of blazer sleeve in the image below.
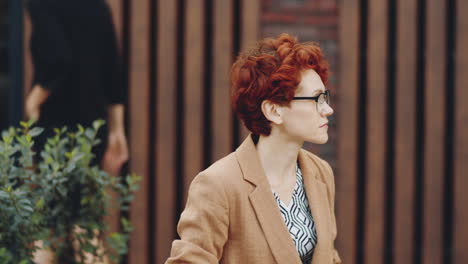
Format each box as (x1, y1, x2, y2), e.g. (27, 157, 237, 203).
(27, 0, 73, 92)
(322, 161, 342, 264)
(166, 172, 229, 264)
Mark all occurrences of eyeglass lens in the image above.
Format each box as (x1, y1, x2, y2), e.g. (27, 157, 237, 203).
(318, 92, 329, 105)
(316, 92, 330, 112)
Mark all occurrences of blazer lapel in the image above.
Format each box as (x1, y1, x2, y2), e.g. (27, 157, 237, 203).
(235, 135, 302, 264)
(298, 150, 332, 264)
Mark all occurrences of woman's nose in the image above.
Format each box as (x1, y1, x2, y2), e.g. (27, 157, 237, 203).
(321, 103, 334, 117)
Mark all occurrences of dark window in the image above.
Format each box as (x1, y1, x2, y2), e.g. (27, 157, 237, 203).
(0, 0, 8, 131)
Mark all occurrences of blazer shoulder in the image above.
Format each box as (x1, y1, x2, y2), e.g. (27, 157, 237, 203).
(194, 152, 243, 187)
(301, 149, 335, 184)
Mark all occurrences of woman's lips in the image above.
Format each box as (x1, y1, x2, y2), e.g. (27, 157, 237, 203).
(320, 123, 328, 128)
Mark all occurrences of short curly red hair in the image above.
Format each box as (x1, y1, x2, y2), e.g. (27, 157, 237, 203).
(231, 33, 330, 136)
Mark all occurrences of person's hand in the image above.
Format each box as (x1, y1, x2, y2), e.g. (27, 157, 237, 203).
(25, 85, 50, 120)
(25, 101, 41, 120)
(101, 130, 129, 176)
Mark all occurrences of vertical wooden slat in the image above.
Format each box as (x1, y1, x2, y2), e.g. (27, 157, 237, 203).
(394, 0, 417, 263)
(336, 0, 360, 263)
(453, 0, 468, 262)
(183, 0, 205, 204)
(423, 1, 446, 263)
(364, 0, 388, 263)
(155, 0, 178, 262)
(211, 0, 233, 161)
(240, 0, 260, 65)
(238, 0, 260, 141)
(128, 0, 151, 263)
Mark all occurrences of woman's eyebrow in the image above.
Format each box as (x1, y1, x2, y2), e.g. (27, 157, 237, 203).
(313, 88, 325, 94)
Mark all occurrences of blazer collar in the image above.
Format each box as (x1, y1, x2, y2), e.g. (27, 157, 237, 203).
(298, 148, 333, 264)
(234, 134, 270, 186)
(234, 134, 324, 185)
(234, 134, 332, 264)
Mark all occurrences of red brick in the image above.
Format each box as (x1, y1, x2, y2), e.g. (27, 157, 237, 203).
(304, 0, 338, 12)
(262, 12, 298, 24)
(304, 16, 338, 26)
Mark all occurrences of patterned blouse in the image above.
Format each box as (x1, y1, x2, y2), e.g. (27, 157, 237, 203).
(272, 164, 318, 264)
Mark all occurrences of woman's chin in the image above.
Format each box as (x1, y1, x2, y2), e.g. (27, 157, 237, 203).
(305, 134, 328, 145)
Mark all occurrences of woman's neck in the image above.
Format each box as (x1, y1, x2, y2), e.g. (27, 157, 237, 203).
(256, 131, 303, 187)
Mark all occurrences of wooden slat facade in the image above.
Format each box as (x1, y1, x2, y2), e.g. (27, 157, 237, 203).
(22, 0, 468, 263)
(154, 0, 178, 263)
(454, 1, 468, 263)
(239, 0, 260, 142)
(211, 0, 234, 162)
(423, 1, 446, 263)
(364, 0, 388, 263)
(336, 0, 360, 262)
(336, 0, 467, 264)
(127, 0, 152, 263)
(394, 0, 417, 263)
(183, 0, 205, 206)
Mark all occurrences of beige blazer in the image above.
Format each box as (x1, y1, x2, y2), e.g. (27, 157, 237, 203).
(166, 135, 342, 264)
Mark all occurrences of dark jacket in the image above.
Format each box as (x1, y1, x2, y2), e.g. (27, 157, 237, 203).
(27, 0, 125, 127)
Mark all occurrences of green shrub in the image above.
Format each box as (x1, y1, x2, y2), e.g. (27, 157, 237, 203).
(0, 120, 140, 264)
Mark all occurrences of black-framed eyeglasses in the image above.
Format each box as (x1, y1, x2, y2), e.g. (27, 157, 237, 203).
(292, 90, 330, 110)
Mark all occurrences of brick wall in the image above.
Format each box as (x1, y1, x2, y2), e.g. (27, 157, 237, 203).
(260, 0, 339, 167)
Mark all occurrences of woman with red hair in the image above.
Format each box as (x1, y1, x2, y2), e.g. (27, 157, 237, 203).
(167, 33, 341, 264)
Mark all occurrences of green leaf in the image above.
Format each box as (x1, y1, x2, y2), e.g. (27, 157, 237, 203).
(92, 119, 105, 131)
(57, 185, 67, 197)
(64, 163, 76, 173)
(0, 191, 8, 199)
(85, 129, 95, 139)
(29, 127, 44, 137)
(22, 205, 34, 213)
(16, 136, 26, 146)
(2, 134, 12, 144)
(28, 118, 36, 126)
(35, 197, 45, 209)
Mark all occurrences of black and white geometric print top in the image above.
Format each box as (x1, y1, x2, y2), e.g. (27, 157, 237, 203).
(272, 164, 318, 264)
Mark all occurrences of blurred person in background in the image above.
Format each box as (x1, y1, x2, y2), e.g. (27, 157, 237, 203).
(25, 0, 128, 175)
(25, 0, 128, 263)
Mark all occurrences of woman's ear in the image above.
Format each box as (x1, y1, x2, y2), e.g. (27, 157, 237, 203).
(261, 100, 283, 125)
